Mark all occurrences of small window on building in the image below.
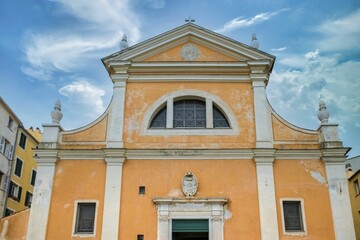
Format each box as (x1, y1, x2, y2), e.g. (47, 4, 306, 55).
(0, 171, 3, 189)
(213, 104, 230, 128)
(7, 117, 14, 130)
(5, 208, 14, 217)
(30, 169, 37, 186)
(14, 158, 23, 178)
(8, 181, 22, 202)
(25, 191, 33, 207)
(0, 137, 13, 160)
(137, 234, 144, 240)
(74, 202, 96, 234)
(354, 180, 360, 195)
(19, 132, 27, 150)
(139, 186, 145, 194)
(282, 201, 305, 232)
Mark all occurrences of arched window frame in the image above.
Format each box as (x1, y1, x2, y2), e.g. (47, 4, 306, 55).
(142, 90, 239, 136)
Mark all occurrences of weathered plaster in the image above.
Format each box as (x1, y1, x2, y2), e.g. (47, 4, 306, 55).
(62, 115, 108, 142)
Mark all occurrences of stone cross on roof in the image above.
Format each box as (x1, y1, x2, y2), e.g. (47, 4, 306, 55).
(185, 16, 195, 23)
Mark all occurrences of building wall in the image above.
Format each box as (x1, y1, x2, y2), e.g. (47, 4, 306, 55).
(123, 82, 255, 149)
(6, 127, 41, 213)
(0, 209, 29, 239)
(46, 160, 106, 240)
(348, 170, 360, 240)
(0, 98, 21, 217)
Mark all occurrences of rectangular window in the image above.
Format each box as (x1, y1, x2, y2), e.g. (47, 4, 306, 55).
(74, 202, 97, 235)
(1, 137, 13, 159)
(19, 132, 27, 150)
(282, 200, 305, 232)
(354, 180, 360, 195)
(25, 191, 33, 207)
(7, 117, 14, 130)
(0, 171, 3, 189)
(30, 169, 37, 186)
(14, 158, 23, 177)
(8, 181, 22, 202)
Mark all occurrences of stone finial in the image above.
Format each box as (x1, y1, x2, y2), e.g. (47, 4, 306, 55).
(120, 34, 129, 50)
(251, 33, 259, 49)
(51, 100, 63, 124)
(317, 100, 330, 124)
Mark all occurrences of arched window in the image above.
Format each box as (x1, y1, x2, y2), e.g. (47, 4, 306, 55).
(173, 99, 206, 128)
(149, 97, 230, 129)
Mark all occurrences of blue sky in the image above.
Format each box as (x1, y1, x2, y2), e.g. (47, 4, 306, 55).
(0, 0, 359, 156)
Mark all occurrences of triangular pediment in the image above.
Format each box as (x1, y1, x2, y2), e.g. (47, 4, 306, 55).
(103, 23, 275, 66)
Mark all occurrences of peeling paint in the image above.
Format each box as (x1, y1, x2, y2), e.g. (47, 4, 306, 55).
(64, 203, 70, 209)
(56, 168, 63, 175)
(224, 209, 232, 220)
(310, 171, 327, 184)
(168, 189, 182, 197)
(0, 220, 8, 240)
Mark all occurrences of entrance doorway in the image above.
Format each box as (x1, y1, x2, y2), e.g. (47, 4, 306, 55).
(172, 219, 209, 240)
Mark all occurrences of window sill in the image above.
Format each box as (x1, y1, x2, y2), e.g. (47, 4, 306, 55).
(72, 233, 95, 238)
(143, 128, 238, 136)
(284, 230, 307, 236)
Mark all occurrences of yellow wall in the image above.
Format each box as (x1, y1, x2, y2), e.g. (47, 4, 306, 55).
(123, 82, 256, 149)
(46, 160, 106, 240)
(274, 160, 335, 239)
(0, 209, 29, 239)
(348, 171, 360, 240)
(7, 128, 41, 213)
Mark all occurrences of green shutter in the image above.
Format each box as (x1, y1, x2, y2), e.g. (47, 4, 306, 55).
(17, 186, 22, 202)
(172, 219, 209, 233)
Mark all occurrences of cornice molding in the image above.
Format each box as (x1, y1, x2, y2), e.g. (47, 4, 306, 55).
(48, 148, 349, 162)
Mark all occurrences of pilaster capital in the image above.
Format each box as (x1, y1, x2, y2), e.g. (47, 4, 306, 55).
(34, 148, 59, 166)
(253, 149, 275, 165)
(104, 148, 126, 165)
(321, 148, 350, 165)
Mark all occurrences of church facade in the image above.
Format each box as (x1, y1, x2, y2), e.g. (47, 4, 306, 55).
(26, 23, 355, 240)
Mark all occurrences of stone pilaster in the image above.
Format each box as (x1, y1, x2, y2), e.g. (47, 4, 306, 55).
(250, 62, 273, 148)
(254, 149, 279, 240)
(101, 149, 125, 240)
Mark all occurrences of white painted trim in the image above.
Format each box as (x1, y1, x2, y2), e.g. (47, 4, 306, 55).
(142, 89, 239, 136)
(206, 98, 213, 128)
(254, 157, 279, 240)
(153, 197, 227, 240)
(166, 98, 173, 128)
(55, 148, 325, 161)
(101, 158, 124, 240)
(279, 198, 307, 236)
(71, 200, 99, 238)
(128, 75, 250, 82)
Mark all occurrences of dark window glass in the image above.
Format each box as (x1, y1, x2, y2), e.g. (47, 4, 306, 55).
(75, 203, 96, 233)
(25, 191, 33, 207)
(283, 201, 304, 231)
(31, 170, 36, 186)
(213, 105, 230, 128)
(150, 106, 167, 128)
(19, 133, 27, 149)
(14, 158, 23, 177)
(5, 208, 14, 217)
(139, 186, 145, 194)
(173, 100, 206, 128)
(7, 117, 14, 129)
(137, 234, 144, 240)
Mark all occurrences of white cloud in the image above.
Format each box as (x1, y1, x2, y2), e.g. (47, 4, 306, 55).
(59, 81, 106, 116)
(315, 9, 360, 51)
(270, 47, 287, 52)
(268, 50, 360, 130)
(143, 0, 165, 9)
(216, 8, 290, 33)
(22, 0, 141, 80)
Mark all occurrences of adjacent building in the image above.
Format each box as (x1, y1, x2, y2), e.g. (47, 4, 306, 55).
(0, 97, 21, 217)
(347, 156, 360, 240)
(5, 126, 41, 215)
(2, 23, 356, 240)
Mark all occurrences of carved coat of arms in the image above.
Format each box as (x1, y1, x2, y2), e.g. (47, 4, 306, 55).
(182, 172, 198, 197)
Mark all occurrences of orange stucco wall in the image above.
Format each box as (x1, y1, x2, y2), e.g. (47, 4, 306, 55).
(0, 209, 29, 239)
(46, 160, 106, 240)
(119, 159, 261, 239)
(274, 160, 335, 239)
(123, 82, 256, 149)
(144, 41, 238, 62)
